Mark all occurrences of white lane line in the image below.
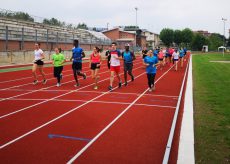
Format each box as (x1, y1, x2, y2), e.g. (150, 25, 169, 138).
(0, 71, 147, 149)
(162, 56, 190, 164)
(177, 56, 195, 164)
(5, 98, 176, 109)
(0, 65, 144, 119)
(67, 64, 175, 163)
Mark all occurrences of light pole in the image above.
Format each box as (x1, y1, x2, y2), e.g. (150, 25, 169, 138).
(222, 18, 227, 57)
(134, 7, 138, 48)
(107, 22, 109, 30)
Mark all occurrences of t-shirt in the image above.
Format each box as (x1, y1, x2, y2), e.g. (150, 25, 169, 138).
(158, 51, 164, 59)
(91, 53, 101, 63)
(172, 52, 179, 59)
(34, 49, 44, 60)
(110, 50, 121, 66)
(144, 56, 158, 74)
(72, 47, 84, 63)
(153, 49, 159, 56)
(179, 50, 185, 57)
(122, 51, 135, 63)
(52, 53, 65, 67)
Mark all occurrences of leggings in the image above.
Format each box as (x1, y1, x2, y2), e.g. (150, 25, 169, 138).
(54, 66, 63, 83)
(147, 73, 156, 88)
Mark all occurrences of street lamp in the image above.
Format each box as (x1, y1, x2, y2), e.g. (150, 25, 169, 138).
(222, 18, 227, 57)
(134, 7, 138, 48)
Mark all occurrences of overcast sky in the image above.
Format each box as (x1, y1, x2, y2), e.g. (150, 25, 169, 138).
(1, 0, 230, 37)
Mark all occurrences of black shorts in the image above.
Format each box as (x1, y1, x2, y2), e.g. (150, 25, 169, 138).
(34, 60, 44, 65)
(54, 66, 63, 77)
(91, 63, 100, 70)
(158, 58, 164, 61)
(174, 59, 179, 61)
(124, 63, 133, 72)
(72, 62, 82, 71)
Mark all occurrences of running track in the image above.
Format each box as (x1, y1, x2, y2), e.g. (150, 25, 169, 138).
(0, 56, 190, 163)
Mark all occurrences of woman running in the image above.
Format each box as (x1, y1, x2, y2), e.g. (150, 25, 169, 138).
(52, 48, 66, 87)
(179, 47, 185, 68)
(172, 49, 179, 71)
(144, 50, 159, 92)
(158, 48, 164, 70)
(32, 43, 47, 85)
(89, 46, 102, 90)
(70, 39, 87, 87)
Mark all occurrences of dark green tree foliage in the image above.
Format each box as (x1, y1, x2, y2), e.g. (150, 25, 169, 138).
(160, 28, 174, 47)
(181, 28, 194, 45)
(227, 36, 230, 47)
(77, 23, 88, 30)
(208, 33, 223, 50)
(0, 11, 34, 22)
(43, 18, 64, 26)
(174, 30, 183, 46)
(191, 33, 208, 51)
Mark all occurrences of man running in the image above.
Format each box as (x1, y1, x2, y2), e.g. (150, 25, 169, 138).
(122, 43, 135, 86)
(70, 39, 87, 87)
(108, 42, 122, 91)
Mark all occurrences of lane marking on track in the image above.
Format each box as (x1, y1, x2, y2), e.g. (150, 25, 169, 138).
(48, 134, 92, 142)
(4, 98, 176, 109)
(0, 70, 147, 149)
(0, 65, 144, 119)
(67, 64, 175, 163)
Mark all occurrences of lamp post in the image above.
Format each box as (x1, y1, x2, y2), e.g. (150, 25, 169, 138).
(134, 7, 138, 48)
(222, 18, 227, 57)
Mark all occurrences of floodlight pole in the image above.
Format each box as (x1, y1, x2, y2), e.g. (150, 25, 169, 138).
(135, 7, 138, 48)
(222, 18, 227, 57)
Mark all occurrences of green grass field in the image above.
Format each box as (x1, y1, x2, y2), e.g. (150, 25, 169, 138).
(193, 53, 230, 163)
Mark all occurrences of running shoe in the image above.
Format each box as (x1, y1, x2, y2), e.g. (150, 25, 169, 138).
(33, 80, 38, 85)
(108, 86, 112, 91)
(74, 83, 80, 87)
(118, 82, 122, 88)
(148, 88, 152, 92)
(94, 86, 98, 90)
(131, 75, 134, 82)
(124, 82, 128, 86)
(42, 79, 47, 84)
(83, 73, 87, 79)
(56, 83, 61, 87)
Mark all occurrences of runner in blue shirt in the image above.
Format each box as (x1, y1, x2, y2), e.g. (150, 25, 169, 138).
(70, 39, 87, 87)
(144, 50, 159, 92)
(179, 48, 185, 68)
(122, 43, 136, 86)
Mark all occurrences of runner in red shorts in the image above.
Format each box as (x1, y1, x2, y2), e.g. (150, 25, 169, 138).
(108, 42, 122, 91)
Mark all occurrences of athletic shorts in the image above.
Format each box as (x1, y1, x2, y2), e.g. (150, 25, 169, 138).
(124, 63, 133, 72)
(173, 59, 179, 61)
(179, 56, 184, 58)
(110, 66, 120, 73)
(91, 63, 100, 70)
(158, 58, 164, 61)
(72, 62, 82, 71)
(34, 60, 44, 65)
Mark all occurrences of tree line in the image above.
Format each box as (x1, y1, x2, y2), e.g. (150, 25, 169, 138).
(160, 28, 230, 51)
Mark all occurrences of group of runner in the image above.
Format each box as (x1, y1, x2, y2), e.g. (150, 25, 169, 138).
(32, 41, 187, 92)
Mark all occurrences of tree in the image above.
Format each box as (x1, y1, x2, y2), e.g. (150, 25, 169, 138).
(191, 33, 208, 51)
(77, 23, 88, 30)
(159, 28, 174, 47)
(174, 30, 183, 46)
(43, 18, 62, 26)
(0, 11, 34, 22)
(208, 33, 223, 51)
(181, 28, 194, 46)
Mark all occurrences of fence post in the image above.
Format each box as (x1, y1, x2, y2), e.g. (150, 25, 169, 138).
(46, 29, 49, 50)
(5, 26, 8, 51)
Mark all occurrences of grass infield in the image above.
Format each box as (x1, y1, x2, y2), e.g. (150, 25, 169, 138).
(193, 53, 230, 163)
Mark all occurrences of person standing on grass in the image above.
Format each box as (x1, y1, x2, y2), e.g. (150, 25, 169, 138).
(122, 43, 135, 86)
(89, 46, 102, 90)
(172, 49, 179, 71)
(52, 48, 66, 87)
(179, 47, 185, 68)
(32, 43, 47, 85)
(70, 39, 87, 87)
(108, 42, 122, 91)
(144, 50, 159, 92)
